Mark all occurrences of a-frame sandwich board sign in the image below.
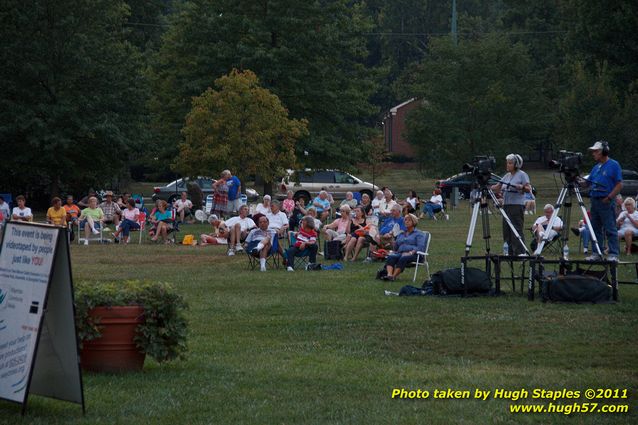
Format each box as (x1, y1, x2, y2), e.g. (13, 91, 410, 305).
(0, 222, 84, 414)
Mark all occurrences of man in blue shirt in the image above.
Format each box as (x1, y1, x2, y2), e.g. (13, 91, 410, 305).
(377, 204, 407, 247)
(312, 191, 331, 222)
(224, 170, 242, 215)
(584, 141, 623, 261)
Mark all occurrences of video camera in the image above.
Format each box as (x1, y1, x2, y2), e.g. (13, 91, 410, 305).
(463, 155, 496, 186)
(549, 150, 583, 181)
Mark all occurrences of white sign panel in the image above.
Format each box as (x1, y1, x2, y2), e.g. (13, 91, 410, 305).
(0, 223, 59, 403)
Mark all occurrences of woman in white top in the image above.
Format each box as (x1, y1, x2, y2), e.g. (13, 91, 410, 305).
(401, 190, 419, 215)
(371, 190, 384, 215)
(421, 189, 443, 219)
(113, 199, 140, 244)
(617, 197, 638, 255)
(11, 195, 33, 222)
(255, 195, 272, 215)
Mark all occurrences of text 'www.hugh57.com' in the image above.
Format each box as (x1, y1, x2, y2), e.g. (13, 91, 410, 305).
(390, 387, 630, 416)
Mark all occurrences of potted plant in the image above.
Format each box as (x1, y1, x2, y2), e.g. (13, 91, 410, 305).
(74, 280, 188, 372)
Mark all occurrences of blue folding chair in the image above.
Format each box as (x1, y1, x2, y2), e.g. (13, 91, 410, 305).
(246, 236, 281, 270)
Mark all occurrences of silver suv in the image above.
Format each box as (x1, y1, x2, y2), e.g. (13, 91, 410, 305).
(276, 170, 378, 203)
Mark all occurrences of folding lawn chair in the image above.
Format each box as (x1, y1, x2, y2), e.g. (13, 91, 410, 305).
(286, 231, 313, 269)
(246, 236, 281, 270)
(129, 212, 147, 244)
(77, 220, 103, 245)
(412, 231, 431, 282)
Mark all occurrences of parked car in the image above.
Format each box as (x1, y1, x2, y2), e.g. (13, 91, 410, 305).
(276, 170, 378, 203)
(581, 169, 638, 197)
(152, 177, 259, 205)
(435, 172, 501, 199)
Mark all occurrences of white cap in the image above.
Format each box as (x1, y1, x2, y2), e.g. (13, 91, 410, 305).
(208, 214, 219, 223)
(588, 141, 605, 151)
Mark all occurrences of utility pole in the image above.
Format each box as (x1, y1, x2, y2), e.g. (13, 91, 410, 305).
(451, 0, 458, 45)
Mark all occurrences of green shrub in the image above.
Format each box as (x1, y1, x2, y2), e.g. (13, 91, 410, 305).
(74, 280, 188, 363)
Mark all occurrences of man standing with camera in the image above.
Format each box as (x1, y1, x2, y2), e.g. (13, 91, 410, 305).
(584, 141, 623, 261)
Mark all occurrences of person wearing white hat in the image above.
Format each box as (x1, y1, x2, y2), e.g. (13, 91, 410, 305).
(582, 140, 623, 261)
(491, 153, 532, 255)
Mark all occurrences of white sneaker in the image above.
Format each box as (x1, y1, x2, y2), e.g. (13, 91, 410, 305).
(583, 249, 589, 254)
(235, 244, 243, 252)
(606, 255, 619, 262)
(445, 214, 449, 220)
(260, 265, 267, 272)
(227, 249, 235, 256)
(84, 240, 89, 246)
(92, 228, 100, 235)
(103, 227, 111, 232)
(585, 254, 602, 261)
(318, 251, 324, 256)
(287, 266, 294, 272)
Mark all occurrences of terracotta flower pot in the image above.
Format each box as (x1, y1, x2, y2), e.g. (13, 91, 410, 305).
(80, 305, 146, 372)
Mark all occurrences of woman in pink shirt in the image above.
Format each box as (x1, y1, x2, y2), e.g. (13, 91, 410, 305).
(322, 204, 352, 244)
(282, 190, 295, 217)
(113, 199, 140, 244)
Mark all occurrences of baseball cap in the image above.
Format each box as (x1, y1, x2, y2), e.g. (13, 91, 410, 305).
(588, 141, 605, 151)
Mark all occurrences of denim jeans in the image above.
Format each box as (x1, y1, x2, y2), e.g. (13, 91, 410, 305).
(423, 202, 442, 218)
(119, 219, 140, 237)
(590, 197, 619, 256)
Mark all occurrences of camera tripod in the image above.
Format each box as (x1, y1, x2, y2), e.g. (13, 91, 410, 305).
(465, 185, 530, 257)
(533, 181, 603, 258)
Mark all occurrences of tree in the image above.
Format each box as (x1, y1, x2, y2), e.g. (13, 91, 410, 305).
(401, 36, 547, 175)
(148, 0, 376, 175)
(555, 63, 633, 161)
(175, 69, 308, 192)
(360, 134, 388, 188)
(0, 1, 146, 200)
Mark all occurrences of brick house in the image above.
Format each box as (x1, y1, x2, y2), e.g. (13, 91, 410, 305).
(383, 98, 420, 158)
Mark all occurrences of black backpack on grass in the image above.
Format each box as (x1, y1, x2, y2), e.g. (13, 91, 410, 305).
(424, 267, 492, 296)
(541, 275, 612, 303)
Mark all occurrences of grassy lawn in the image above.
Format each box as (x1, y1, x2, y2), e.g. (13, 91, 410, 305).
(3, 171, 637, 424)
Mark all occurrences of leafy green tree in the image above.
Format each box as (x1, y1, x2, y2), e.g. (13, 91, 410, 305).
(149, 0, 376, 174)
(555, 63, 632, 161)
(402, 36, 547, 175)
(0, 0, 146, 198)
(175, 69, 308, 191)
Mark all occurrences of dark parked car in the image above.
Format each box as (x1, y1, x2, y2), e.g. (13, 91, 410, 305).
(152, 177, 259, 205)
(435, 172, 501, 199)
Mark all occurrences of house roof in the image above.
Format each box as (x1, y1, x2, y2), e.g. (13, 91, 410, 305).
(389, 98, 417, 115)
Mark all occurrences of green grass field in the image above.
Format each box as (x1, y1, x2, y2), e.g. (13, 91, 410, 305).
(2, 170, 637, 424)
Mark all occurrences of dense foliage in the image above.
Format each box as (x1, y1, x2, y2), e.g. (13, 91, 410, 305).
(2, 0, 637, 199)
(75, 280, 189, 363)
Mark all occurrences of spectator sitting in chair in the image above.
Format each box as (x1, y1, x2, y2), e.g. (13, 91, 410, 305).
(99, 191, 121, 230)
(360, 193, 373, 216)
(380, 214, 426, 281)
(305, 207, 323, 231)
(340, 192, 358, 211)
(420, 189, 444, 220)
(312, 191, 331, 222)
(322, 204, 352, 245)
(617, 197, 638, 256)
(524, 191, 536, 215)
(245, 215, 277, 271)
(0, 196, 10, 221)
(376, 204, 406, 248)
(226, 205, 256, 256)
(150, 200, 173, 244)
(200, 215, 229, 245)
(266, 200, 289, 238)
(371, 190, 384, 215)
(78, 197, 104, 244)
(46, 197, 67, 227)
(113, 198, 140, 244)
(255, 195, 272, 216)
(286, 215, 318, 271)
(288, 197, 308, 231)
(531, 204, 563, 251)
(78, 189, 97, 208)
(400, 190, 419, 215)
(64, 195, 81, 226)
(282, 190, 295, 217)
(117, 192, 130, 209)
(378, 189, 397, 218)
(344, 206, 367, 261)
(11, 195, 33, 222)
(173, 191, 194, 223)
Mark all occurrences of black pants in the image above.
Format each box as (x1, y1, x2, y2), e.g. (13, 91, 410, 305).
(503, 204, 525, 255)
(285, 244, 318, 268)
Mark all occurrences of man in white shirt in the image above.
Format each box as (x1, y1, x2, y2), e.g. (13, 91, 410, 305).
(532, 204, 563, 248)
(173, 191, 194, 223)
(11, 195, 33, 222)
(266, 201, 289, 238)
(225, 205, 256, 256)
